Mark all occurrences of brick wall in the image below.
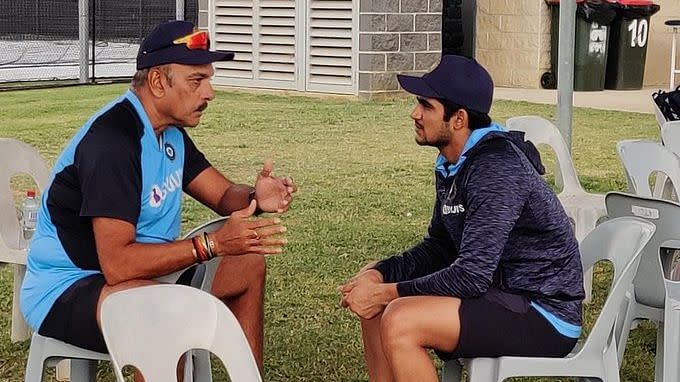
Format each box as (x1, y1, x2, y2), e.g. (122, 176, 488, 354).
(475, 0, 550, 89)
(358, 0, 443, 98)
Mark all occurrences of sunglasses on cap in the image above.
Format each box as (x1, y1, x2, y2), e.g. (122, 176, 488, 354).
(173, 30, 209, 50)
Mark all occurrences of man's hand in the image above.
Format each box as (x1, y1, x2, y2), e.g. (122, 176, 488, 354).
(339, 263, 395, 320)
(340, 269, 383, 296)
(210, 200, 287, 256)
(255, 159, 297, 213)
(340, 280, 398, 320)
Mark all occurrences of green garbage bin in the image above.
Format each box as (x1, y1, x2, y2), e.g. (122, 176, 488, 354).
(605, 0, 661, 90)
(543, 0, 617, 91)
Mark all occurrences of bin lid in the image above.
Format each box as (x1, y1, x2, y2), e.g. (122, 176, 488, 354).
(615, 0, 655, 5)
(545, 0, 586, 4)
(545, 0, 619, 4)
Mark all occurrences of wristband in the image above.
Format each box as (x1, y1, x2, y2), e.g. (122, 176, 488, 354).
(248, 188, 264, 215)
(204, 232, 217, 258)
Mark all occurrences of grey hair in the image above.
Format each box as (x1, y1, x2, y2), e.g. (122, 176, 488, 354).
(130, 65, 173, 89)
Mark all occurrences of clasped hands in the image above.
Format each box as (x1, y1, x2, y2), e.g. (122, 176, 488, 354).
(339, 263, 397, 320)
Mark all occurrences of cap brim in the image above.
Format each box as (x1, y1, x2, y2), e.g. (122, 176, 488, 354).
(175, 50, 235, 65)
(397, 74, 441, 99)
(137, 47, 235, 70)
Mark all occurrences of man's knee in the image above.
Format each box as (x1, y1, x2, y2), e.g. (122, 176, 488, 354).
(212, 255, 266, 297)
(379, 299, 416, 350)
(239, 254, 266, 285)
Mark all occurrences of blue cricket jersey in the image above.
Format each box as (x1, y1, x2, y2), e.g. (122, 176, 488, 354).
(20, 90, 211, 331)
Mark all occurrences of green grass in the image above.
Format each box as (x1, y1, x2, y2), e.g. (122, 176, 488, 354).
(0, 84, 661, 381)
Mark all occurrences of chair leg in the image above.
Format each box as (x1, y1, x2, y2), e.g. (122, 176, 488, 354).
(192, 349, 213, 382)
(467, 358, 500, 382)
(25, 334, 47, 382)
(655, 322, 665, 382)
(24, 352, 45, 382)
(615, 295, 636, 366)
(440, 359, 463, 382)
(603, 340, 621, 382)
(11, 264, 31, 342)
(69, 359, 98, 382)
(663, 297, 680, 382)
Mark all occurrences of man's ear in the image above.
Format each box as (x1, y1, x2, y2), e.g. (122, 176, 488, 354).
(147, 69, 166, 98)
(452, 109, 469, 131)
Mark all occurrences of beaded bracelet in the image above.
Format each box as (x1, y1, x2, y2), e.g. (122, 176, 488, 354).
(192, 236, 210, 263)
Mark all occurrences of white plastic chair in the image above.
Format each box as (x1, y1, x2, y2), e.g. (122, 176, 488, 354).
(24, 217, 228, 381)
(616, 139, 680, 201)
(605, 192, 680, 381)
(0, 138, 50, 342)
(441, 216, 655, 382)
(661, 122, 680, 159)
(507, 116, 607, 301)
(101, 284, 262, 382)
(155, 216, 229, 382)
(663, 272, 680, 382)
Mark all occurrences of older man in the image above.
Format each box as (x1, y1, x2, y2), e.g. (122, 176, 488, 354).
(20, 20, 295, 372)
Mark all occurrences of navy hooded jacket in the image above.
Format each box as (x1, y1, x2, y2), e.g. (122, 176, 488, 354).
(374, 130, 585, 327)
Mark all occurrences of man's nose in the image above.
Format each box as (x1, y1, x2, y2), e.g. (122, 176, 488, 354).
(410, 105, 421, 120)
(204, 83, 215, 101)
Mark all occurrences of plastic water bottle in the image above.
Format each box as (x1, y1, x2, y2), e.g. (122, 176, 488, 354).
(20, 190, 38, 250)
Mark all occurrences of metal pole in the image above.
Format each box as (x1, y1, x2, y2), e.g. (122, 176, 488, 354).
(557, 0, 576, 151)
(91, 0, 95, 83)
(78, 0, 89, 83)
(176, 0, 185, 20)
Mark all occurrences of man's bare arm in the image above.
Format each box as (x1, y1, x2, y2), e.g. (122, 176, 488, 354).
(93, 217, 196, 285)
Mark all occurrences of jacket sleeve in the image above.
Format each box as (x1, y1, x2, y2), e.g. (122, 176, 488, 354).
(396, 146, 532, 298)
(372, 201, 457, 283)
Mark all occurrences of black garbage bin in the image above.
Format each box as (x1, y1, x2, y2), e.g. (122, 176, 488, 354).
(442, 0, 477, 58)
(604, 0, 660, 90)
(543, 0, 617, 91)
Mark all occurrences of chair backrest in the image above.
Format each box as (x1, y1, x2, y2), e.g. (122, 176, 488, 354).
(616, 139, 680, 199)
(661, 122, 680, 156)
(101, 284, 262, 382)
(506, 115, 583, 194)
(605, 192, 680, 309)
(579, 216, 655, 354)
(181, 216, 229, 291)
(0, 138, 50, 256)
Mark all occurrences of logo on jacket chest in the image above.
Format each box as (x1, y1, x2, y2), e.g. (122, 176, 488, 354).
(442, 204, 465, 215)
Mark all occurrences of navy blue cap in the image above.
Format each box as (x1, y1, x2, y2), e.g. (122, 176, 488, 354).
(136, 20, 234, 70)
(397, 55, 494, 114)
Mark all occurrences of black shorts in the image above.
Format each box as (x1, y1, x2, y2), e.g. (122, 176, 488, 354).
(438, 289, 578, 360)
(39, 267, 198, 353)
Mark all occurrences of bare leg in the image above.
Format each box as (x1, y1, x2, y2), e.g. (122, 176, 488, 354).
(380, 296, 462, 382)
(210, 254, 266, 372)
(360, 313, 394, 382)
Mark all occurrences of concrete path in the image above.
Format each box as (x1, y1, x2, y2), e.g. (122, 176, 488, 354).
(494, 87, 666, 114)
